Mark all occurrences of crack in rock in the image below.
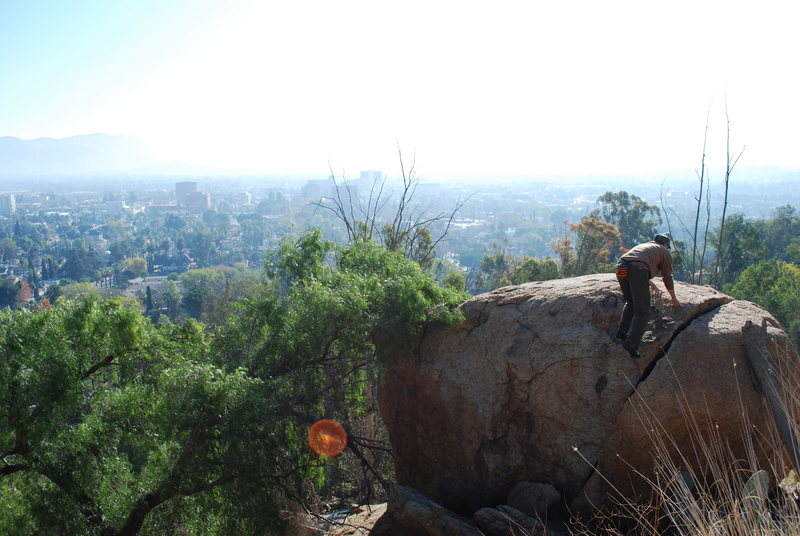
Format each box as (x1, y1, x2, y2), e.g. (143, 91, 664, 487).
(636, 295, 733, 386)
(573, 295, 735, 502)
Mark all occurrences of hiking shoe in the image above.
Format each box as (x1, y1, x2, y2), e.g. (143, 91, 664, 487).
(622, 343, 642, 359)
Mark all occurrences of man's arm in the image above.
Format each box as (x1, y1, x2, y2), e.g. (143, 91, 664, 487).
(649, 280, 661, 294)
(660, 251, 681, 307)
(662, 275, 681, 307)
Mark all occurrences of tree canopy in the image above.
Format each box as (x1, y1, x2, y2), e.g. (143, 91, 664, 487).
(554, 217, 624, 278)
(727, 259, 800, 347)
(592, 191, 662, 247)
(0, 232, 466, 535)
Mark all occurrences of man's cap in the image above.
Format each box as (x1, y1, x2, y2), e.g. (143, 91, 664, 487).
(653, 234, 671, 248)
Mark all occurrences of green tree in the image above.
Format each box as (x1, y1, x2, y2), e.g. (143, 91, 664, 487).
(592, 191, 662, 246)
(0, 298, 309, 535)
(727, 260, 800, 347)
(1, 233, 468, 535)
(203, 211, 232, 240)
(55, 282, 104, 303)
(0, 238, 17, 262)
(443, 269, 467, 292)
(712, 214, 766, 288)
(179, 268, 225, 319)
(161, 280, 182, 321)
(188, 231, 214, 267)
(476, 241, 510, 292)
(109, 239, 137, 263)
(178, 267, 261, 325)
(60, 242, 99, 281)
(121, 257, 149, 279)
(103, 218, 128, 242)
(0, 278, 21, 309)
(200, 268, 261, 327)
(763, 205, 800, 261)
(218, 231, 467, 501)
(240, 219, 267, 247)
(164, 214, 186, 232)
(787, 237, 800, 265)
(503, 256, 560, 285)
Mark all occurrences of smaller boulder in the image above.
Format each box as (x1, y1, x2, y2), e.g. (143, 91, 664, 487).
(474, 506, 535, 536)
(379, 485, 483, 536)
(473, 505, 569, 536)
(506, 482, 561, 518)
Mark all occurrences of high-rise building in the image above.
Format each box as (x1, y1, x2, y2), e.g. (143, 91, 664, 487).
(0, 194, 16, 216)
(185, 191, 211, 213)
(175, 181, 198, 204)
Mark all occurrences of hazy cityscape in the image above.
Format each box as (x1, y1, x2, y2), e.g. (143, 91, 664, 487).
(1, 140, 799, 298)
(0, 132, 798, 325)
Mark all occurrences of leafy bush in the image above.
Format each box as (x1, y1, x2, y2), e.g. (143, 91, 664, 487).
(727, 260, 800, 347)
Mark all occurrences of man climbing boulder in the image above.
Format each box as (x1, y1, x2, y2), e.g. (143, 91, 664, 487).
(614, 233, 681, 358)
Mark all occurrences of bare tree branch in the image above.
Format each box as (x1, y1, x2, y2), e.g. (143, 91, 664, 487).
(313, 146, 468, 268)
(713, 101, 745, 288)
(698, 173, 712, 284)
(690, 107, 710, 284)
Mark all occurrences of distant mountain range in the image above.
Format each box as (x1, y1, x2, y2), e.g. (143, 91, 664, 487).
(1, 134, 798, 186)
(0, 134, 156, 176)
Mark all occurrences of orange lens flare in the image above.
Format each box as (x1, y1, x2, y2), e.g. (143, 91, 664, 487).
(308, 419, 347, 457)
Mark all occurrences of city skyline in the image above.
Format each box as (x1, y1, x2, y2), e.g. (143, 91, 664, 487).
(2, 0, 799, 180)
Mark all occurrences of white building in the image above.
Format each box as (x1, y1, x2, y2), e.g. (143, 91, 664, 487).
(0, 194, 16, 216)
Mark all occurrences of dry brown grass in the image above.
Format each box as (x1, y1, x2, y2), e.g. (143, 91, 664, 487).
(581, 341, 800, 536)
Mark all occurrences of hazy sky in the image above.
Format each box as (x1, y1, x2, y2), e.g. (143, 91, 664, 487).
(2, 0, 798, 178)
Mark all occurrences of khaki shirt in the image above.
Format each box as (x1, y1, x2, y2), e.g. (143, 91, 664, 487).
(619, 242, 674, 288)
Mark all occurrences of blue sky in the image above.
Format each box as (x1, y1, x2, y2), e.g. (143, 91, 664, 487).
(2, 0, 799, 178)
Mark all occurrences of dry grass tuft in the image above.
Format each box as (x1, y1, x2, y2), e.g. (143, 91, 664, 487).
(578, 338, 800, 536)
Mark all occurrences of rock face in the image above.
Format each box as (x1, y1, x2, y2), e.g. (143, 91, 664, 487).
(377, 274, 799, 519)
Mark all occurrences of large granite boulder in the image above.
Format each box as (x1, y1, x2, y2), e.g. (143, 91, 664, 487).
(377, 274, 799, 520)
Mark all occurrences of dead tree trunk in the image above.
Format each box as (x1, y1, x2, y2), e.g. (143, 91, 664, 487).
(742, 318, 800, 473)
(713, 104, 744, 288)
(691, 109, 710, 284)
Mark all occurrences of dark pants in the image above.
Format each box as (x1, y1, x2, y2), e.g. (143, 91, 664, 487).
(616, 263, 650, 350)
